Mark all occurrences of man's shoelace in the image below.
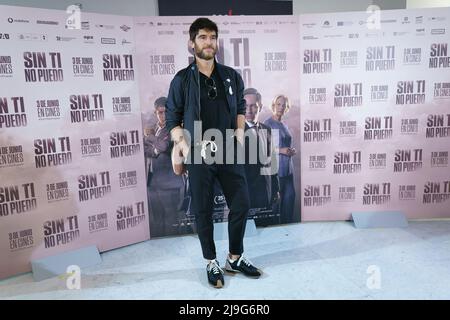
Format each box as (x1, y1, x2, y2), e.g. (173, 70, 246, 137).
(209, 261, 223, 275)
(238, 256, 254, 268)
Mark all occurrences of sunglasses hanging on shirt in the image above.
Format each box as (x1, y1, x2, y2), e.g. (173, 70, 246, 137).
(205, 77, 217, 100)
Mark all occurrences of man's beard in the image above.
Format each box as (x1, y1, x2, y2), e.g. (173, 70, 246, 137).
(194, 44, 217, 60)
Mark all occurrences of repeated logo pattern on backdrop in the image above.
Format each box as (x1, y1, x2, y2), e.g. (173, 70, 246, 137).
(299, 8, 450, 221)
(0, 5, 149, 280)
(1, 4, 449, 280)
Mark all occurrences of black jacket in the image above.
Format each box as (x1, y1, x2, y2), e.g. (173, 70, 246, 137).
(165, 60, 246, 145)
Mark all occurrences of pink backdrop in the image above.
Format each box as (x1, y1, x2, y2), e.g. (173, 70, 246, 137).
(299, 8, 450, 220)
(0, 5, 149, 280)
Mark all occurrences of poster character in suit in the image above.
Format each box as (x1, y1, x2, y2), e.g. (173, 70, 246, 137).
(243, 88, 280, 226)
(144, 96, 186, 237)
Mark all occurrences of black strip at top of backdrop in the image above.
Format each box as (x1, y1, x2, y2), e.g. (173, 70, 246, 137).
(158, 0, 293, 16)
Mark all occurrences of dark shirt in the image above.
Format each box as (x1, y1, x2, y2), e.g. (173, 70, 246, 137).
(199, 68, 232, 134)
(199, 67, 233, 161)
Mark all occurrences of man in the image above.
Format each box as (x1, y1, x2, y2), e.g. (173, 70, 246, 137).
(144, 97, 168, 188)
(165, 18, 262, 288)
(243, 88, 280, 226)
(144, 97, 185, 237)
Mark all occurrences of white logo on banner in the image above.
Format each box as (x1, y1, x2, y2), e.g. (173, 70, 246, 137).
(366, 5, 381, 30)
(65, 265, 81, 289)
(366, 265, 381, 289)
(66, 5, 81, 30)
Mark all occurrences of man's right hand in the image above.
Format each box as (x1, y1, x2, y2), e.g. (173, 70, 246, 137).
(170, 126, 189, 167)
(172, 139, 189, 175)
(177, 139, 190, 160)
(172, 139, 190, 164)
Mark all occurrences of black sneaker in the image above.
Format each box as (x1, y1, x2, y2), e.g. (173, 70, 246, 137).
(225, 255, 262, 278)
(207, 259, 225, 288)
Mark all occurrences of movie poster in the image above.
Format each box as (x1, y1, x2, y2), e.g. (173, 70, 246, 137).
(134, 15, 302, 237)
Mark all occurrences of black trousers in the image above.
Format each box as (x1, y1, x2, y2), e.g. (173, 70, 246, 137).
(187, 162, 250, 260)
